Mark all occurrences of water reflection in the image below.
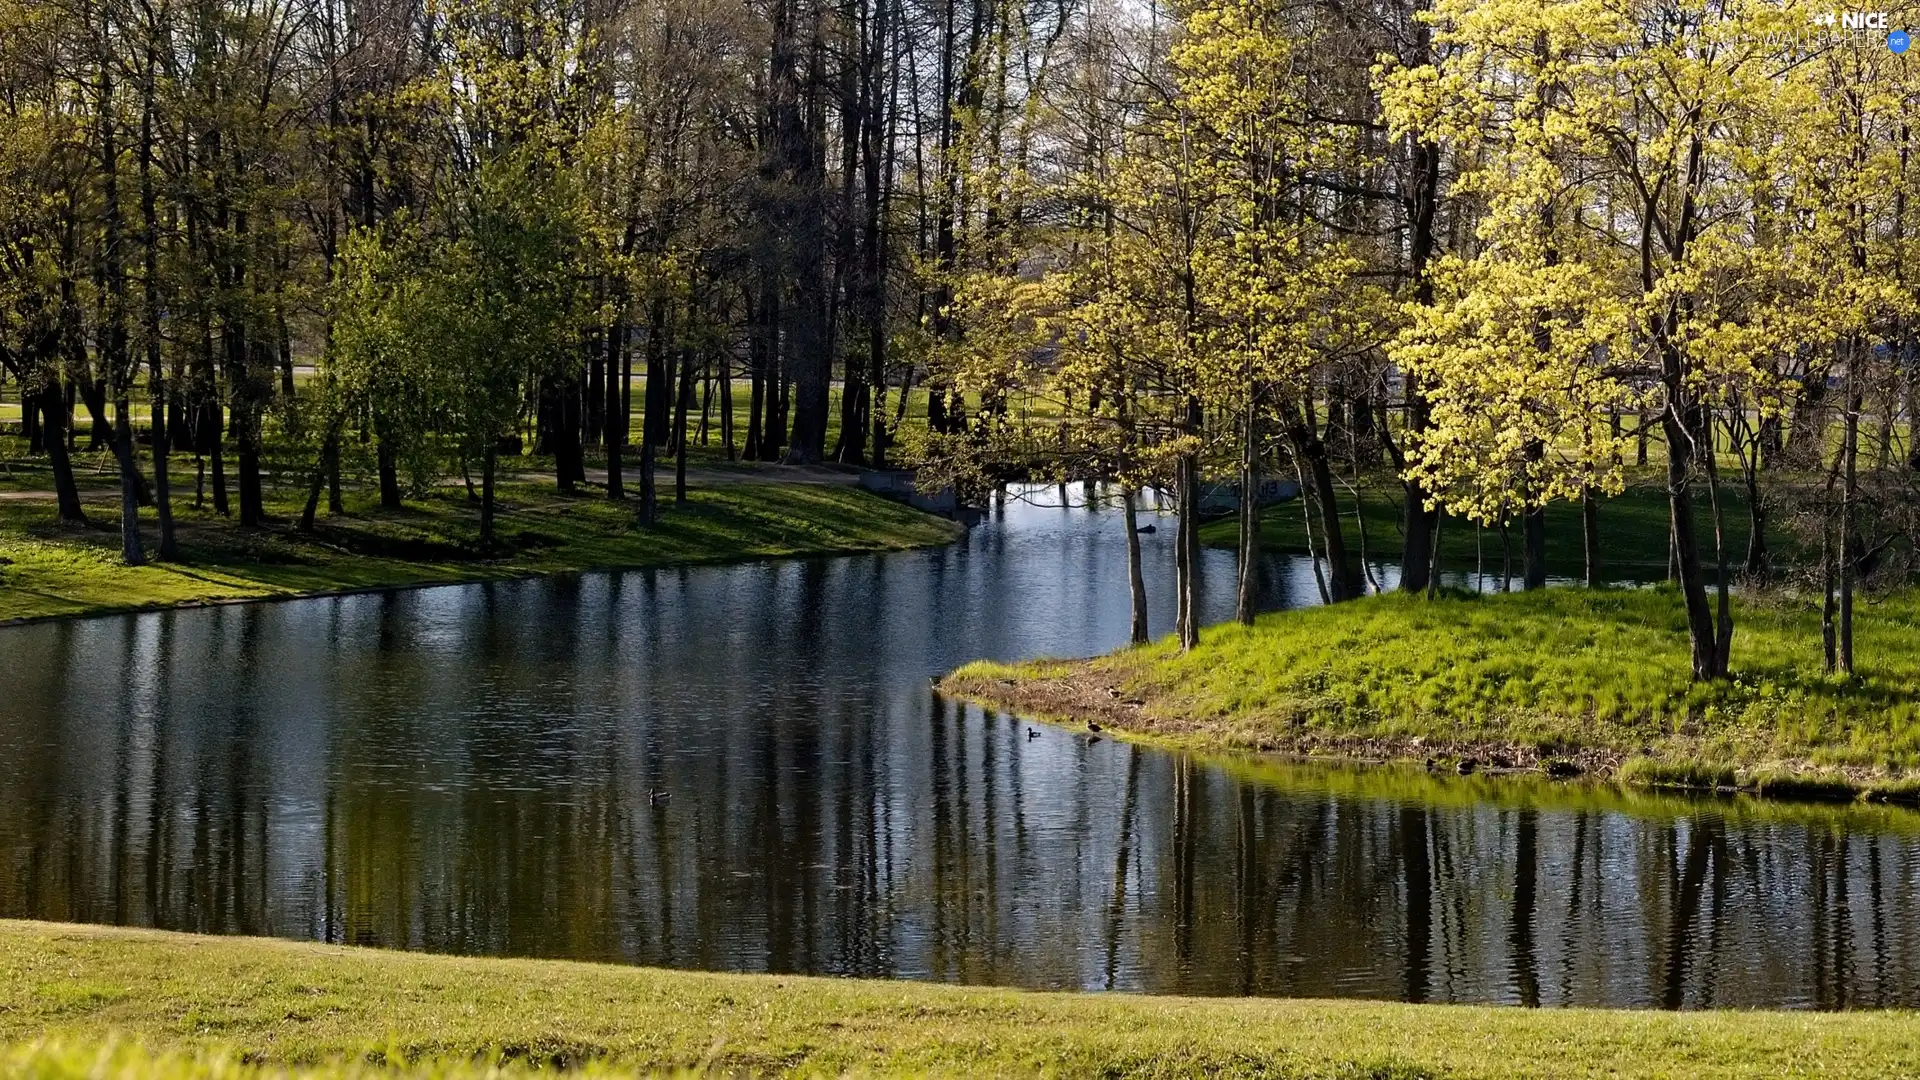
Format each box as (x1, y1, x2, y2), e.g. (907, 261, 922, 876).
(1, 487, 1918, 1008)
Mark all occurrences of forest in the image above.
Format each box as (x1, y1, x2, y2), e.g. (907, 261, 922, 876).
(4, 0, 1920, 681)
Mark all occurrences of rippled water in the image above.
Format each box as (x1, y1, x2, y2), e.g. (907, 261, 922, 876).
(3, 486, 1919, 1009)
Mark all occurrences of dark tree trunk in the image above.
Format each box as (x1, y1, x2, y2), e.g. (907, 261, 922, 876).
(1523, 505, 1546, 590)
(375, 424, 401, 509)
(1582, 487, 1600, 587)
(1743, 460, 1769, 578)
(1840, 367, 1861, 674)
(98, 48, 144, 565)
(1662, 370, 1724, 679)
(607, 316, 627, 500)
(1124, 487, 1148, 644)
(139, 44, 176, 559)
(480, 445, 497, 551)
(301, 427, 340, 532)
(1286, 402, 1360, 601)
(720, 351, 736, 461)
(675, 347, 695, 504)
(1236, 400, 1261, 625)
(746, 293, 767, 461)
(1175, 450, 1199, 651)
(643, 299, 671, 449)
(546, 373, 586, 494)
(39, 381, 87, 524)
(1398, 31, 1442, 595)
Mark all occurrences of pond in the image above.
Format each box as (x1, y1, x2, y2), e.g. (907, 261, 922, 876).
(1, 485, 1916, 1009)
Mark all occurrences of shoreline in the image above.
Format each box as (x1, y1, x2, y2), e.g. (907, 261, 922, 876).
(937, 587, 1920, 809)
(0, 532, 962, 630)
(939, 659, 1629, 779)
(939, 660, 1920, 807)
(0, 483, 964, 626)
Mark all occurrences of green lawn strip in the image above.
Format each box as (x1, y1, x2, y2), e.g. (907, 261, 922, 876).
(1199, 482, 1763, 577)
(2, 922, 1914, 1079)
(0, 483, 959, 623)
(943, 585, 1920, 797)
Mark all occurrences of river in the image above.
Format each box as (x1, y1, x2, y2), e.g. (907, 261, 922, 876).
(2, 485, 1918, 1009)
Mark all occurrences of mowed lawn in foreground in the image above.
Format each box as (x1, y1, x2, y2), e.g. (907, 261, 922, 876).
(0, 482, 960, 623)
(3, 921, 1917, 1078)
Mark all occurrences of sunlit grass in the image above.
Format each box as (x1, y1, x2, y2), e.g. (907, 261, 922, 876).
(951, 585, 1920, 791)
(0, 483, 959, 623)
(4, 921, 1918, 1079)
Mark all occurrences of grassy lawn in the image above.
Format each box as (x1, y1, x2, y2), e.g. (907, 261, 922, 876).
(4, 921, 1918, 1078)
(944, 585, 1920, 798)
(1200, 481, 1760, 578)
(0, 483, 959, 623)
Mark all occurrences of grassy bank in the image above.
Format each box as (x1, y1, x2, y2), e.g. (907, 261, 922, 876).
(0, 482, 959, 623)
(4, 921, 1918, 1078)
(943, 585, 1920, 799)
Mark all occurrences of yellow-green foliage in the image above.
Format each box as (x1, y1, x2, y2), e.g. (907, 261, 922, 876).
(6, 921, 1920, 1078)
(1081, 587, 1920, 772)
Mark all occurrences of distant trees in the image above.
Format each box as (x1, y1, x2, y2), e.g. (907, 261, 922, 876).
(0, 0, 1079, 547)
(917, 0, 1920, 677)
(6, 0, 1920, 681)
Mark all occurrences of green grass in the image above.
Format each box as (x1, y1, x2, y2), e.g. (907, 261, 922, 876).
(1201, 481, 1761, 578)
(943, 585, 1920, 795)
(4, 921, 1920, 1078)
(0, 483, 959, 623)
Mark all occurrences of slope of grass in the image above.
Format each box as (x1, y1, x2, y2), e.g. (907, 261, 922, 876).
(5, 921, 1920, 1079)
(0, 483, 959, 623)
(944, 585, 1920, 794)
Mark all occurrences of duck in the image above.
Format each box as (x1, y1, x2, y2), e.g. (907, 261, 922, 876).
(649, 789, 671, 805)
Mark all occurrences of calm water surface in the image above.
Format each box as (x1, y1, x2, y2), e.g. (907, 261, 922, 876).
(3, 486, 1919, 1009)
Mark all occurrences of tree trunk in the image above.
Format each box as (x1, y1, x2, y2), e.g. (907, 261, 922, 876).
(1840, 367, 1861, 675)
(1582, 487, 1600, 587)
(96, 43, 144, 564)
(674, 346, 695, 505)
(40, 381, 87, 524)
(1124, 487, 1148, 644)
(1743, 459, 1769, 579)
(1522, 440, 1546, 589)
(720, 353, 736, 461)
(1286, 403, 1360, 601)
(139, 47, 176, 559)
(1176, 452, 1199, 651)
(1236, 401, 1260, 625)
(607, 317, 627, 501)
(1522, 506, 1546, 590)
(1399, 102, 1442, 595)
(112, 409, 145, 565)
(480, 444, 497, 551)
(1663, 388, 1722, 680)
(300, 427, 339, 532)
(374, 415, 401, 508)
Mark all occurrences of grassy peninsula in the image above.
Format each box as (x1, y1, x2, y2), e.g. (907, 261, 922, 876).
(0, 480, 959, 624)
(943, 585, 1920, 800)
(5, 921, 1918, 1079)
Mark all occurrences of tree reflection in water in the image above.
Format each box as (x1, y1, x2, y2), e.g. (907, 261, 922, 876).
(3, 491, 1920, 1009)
